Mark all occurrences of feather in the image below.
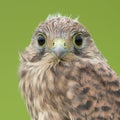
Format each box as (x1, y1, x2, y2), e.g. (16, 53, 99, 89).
(19, 15, 120, 120)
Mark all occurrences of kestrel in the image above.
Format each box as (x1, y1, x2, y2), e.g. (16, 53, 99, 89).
(19, 14, 120, 120)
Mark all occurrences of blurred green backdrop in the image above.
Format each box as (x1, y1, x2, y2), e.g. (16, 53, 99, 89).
(0, 0, 120, 119)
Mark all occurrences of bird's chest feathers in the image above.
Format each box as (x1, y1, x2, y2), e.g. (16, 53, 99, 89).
(25, 61, 80, 112)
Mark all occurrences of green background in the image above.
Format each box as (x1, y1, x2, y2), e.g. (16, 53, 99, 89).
(0, 0, 120, 119)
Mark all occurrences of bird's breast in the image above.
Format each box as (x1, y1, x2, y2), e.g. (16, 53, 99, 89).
(35, 61, 80, 111)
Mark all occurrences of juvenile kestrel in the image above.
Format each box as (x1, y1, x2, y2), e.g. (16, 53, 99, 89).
(19, 14, 120, 120)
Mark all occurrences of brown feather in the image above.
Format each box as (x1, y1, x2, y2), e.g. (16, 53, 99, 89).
(19, 14, 120, 120)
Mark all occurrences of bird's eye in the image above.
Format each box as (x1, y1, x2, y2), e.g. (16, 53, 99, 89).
(37, 33, 46, 47)
(73, 33, 83, 48)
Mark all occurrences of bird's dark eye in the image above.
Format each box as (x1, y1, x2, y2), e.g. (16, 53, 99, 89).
(37, 33, 46, 47)
(73, 33, 83, 48)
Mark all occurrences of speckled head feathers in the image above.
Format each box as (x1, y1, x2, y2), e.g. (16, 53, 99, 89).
(20, 14, 103, 64)
(46, 14, 79, 22)
(33, 14, 87, 40)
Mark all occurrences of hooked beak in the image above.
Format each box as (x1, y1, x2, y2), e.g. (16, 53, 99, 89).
(50, 39, 70, 58)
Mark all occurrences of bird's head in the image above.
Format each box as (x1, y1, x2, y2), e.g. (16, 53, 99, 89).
(22, 14, 101, 64)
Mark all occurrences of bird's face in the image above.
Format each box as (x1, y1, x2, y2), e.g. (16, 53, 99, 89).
(27, 15, 99, 63)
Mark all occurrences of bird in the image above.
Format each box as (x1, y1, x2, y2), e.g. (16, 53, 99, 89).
(19, 14, 120, 120)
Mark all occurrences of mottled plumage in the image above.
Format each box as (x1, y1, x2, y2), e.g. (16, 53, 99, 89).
(19, 14, 120, 120)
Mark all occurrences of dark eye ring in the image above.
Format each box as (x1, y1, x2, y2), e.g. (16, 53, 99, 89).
(73, 32, 83, 48)
(37, 33, 46, 47)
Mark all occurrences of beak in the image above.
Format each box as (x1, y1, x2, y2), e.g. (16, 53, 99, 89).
(50, 39, 70, 58)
